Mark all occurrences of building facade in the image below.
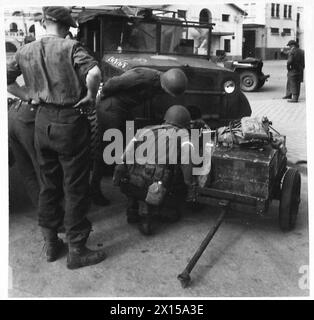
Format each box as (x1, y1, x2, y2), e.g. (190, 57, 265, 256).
(166, 3, 247, 60)
(242, 1, 303, 60)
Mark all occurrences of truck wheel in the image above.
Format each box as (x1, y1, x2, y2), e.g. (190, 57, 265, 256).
(279, 168, 301, 231)
(240, 71, 259, 92)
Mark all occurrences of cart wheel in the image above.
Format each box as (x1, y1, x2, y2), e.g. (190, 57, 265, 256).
(279, 168, 301, 231)
(240, 71, 259, 92)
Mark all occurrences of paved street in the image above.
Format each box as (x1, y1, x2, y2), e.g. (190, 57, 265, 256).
(9, 60, 309, 297)
(245, 60, 307, 165)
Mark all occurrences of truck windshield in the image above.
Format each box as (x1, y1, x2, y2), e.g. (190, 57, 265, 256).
(102, 19, 209, 56)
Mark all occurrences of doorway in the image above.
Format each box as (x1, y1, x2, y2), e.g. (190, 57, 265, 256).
(243, 30, 256, 58)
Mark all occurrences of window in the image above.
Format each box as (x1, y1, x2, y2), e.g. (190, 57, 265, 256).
(9, 22, 18, 32)
(271, 27, 279, 34)
(222, 14, 230, 22)
(199, 9, 212, 24)
(283, 28, 291, 35)
(224, 39, 231, 52)
(271, 3, 275, 17)
(284, 5, 287, 18)
(288, 5, 292, 18)
(276, 4, 280, 17)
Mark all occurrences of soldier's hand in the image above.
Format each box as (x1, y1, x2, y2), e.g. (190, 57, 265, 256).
(73, 95, 95, 115)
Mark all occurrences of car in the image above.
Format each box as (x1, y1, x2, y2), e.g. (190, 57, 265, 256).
(223, 57, 270, 92)
(76, 6, 252, 129)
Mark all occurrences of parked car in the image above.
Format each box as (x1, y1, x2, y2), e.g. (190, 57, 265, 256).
(223, 57, 270, 92)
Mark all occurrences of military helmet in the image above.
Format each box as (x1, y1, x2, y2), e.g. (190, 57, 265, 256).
(160, 68, 188, 97)
(43, 6, 77, 28)
(287, 40, 298, 47)
(164, 105, 191, 129)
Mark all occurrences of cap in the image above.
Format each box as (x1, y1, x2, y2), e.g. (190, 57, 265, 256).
(43, 6, 77, 28)
(287, 40, 298, 47)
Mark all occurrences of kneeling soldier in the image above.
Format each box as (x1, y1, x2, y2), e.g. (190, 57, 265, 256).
(114, 105, 195, 235)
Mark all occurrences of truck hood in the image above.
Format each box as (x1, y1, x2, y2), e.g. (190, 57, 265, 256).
(103, 53, 231, 73)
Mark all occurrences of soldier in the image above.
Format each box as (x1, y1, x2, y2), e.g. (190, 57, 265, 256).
(94, 66, 188, 186)
(113, 105, 196, 235)
(282, 40, 305, 103)
(7, 6, 106, 269)
(98, 67, 188, 139)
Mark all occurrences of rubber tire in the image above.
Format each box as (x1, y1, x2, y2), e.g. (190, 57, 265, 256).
(240, 70, 259, 92)
(279, 168, 301, 231)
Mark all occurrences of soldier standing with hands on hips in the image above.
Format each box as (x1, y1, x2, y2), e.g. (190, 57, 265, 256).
(7, 6, 107, 269)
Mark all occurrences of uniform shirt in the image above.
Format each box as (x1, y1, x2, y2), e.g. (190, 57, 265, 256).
(102, 67, 162, 109)
(287, 47, 305, 76)
(7, 35, 98, 106)
(124, 124, 194, 186)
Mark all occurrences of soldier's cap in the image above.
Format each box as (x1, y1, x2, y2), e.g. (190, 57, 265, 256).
(43, 6, 77, 28)
(287, 40, 298, 47)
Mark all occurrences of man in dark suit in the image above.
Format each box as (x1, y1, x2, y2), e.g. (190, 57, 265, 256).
(283, 40, 305, 103)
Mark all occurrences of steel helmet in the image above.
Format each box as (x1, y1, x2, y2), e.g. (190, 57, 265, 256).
(160, 68, 188, 97)
(164, 105, 191, 129)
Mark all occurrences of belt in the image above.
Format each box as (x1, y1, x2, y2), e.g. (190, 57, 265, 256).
(39, 102, 94, 116)
(40, 102, 74, 109)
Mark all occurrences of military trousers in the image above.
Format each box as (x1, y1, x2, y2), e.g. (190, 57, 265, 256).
(8, 101, 40, 207)
(34, 105, 91, 246)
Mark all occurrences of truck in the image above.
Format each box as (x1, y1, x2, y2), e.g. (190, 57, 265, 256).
(76, 6, 252, 129)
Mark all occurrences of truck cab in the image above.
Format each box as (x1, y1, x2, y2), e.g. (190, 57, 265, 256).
(76, 6, 252, 128)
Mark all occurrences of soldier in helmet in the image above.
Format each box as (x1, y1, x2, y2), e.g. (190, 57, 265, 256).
(7, 6, 107, 269)
(94, 67, 188, 182)
(98, 67, 188, 136)
(113, 105, 196, 235)
(283, 40, 305, 103)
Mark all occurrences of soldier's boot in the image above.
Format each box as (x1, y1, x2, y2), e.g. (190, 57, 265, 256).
(282, 94, 292, 99)
(67, 245, 107, 270)
(288, 95, 299, 103)
(41, 228, 64, 262)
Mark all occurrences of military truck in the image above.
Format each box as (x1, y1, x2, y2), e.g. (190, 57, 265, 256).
(76, 6, 252, 129)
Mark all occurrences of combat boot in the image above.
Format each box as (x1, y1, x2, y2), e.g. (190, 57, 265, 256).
(67, 245, 107, 270)
(288, 95, 299, 103)
(41, 228, 64, 262)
